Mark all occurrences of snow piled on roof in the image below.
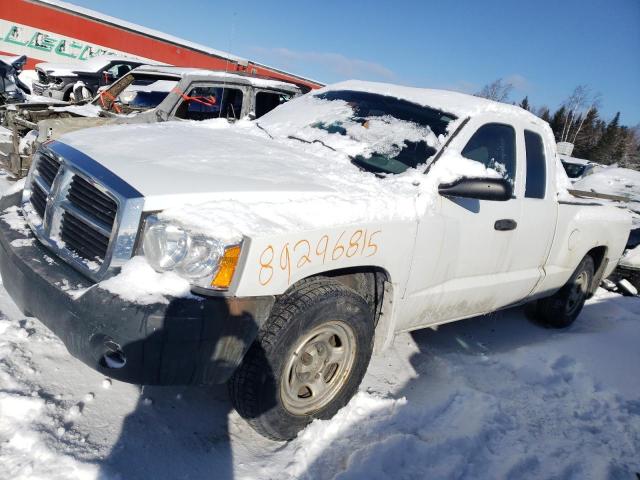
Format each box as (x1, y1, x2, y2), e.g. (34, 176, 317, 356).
(317, 80, 545, 121)
(134, 66, 301, 91)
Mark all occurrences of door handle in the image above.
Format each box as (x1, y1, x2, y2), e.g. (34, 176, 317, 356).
(494, 219, 517, 231)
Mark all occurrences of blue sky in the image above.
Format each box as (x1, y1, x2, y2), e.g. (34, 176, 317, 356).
(69, 0, 640, 124)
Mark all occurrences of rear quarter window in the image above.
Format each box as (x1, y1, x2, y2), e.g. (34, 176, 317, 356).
(524, 130, 546, 199)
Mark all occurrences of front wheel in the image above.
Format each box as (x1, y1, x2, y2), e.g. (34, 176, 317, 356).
(535, 255, 594, 328)
(228, 278, 374, 441)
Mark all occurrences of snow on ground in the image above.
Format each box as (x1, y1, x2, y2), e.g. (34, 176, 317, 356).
(0, 276, 638, 479)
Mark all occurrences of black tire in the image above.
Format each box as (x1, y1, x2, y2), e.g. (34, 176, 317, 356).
(228, 277, 374, 441)
(536, 255, 595, 328)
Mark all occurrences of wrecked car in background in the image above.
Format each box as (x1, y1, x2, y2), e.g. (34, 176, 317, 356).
(32, 55, 150, 101)
(574, 166, 640, 293)
(0, 54, 30, 105)
(1, 66, 302, 176)
(560, 154, 603, 183)
(0, 80, 631, 440)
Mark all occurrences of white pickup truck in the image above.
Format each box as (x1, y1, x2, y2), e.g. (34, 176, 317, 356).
(0, 81, 631, 440)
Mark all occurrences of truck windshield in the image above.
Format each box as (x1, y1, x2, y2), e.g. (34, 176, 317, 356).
(259, 90, 456, 175)
(117, 79, 178, 109)
(93, 74, 179, 113)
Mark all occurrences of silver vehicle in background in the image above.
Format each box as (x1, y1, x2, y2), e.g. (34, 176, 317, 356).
(1, 65, 302, 176)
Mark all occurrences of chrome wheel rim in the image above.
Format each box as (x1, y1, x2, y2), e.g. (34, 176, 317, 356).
(280, 321, 357, 416)
(566, 271, 588, 315)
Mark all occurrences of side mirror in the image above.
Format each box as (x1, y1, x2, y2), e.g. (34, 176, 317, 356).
(11, 55, 27, 72)
(438, 177, 512, 201)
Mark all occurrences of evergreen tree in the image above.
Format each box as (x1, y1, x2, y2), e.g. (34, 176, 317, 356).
(592, 112, 621, 164)
(549, 106, 567, 141)
(572, 107, 600, 158)
(519, 96, 530, 111)
(537, 106, 551, 123)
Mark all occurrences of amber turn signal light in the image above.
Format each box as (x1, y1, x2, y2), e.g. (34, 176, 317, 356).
(211, 245, 241, 289)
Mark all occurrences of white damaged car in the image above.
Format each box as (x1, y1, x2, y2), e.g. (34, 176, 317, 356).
(0, 81, 631, 440)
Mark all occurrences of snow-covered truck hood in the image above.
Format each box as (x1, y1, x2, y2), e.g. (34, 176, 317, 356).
(54, 116, 503, 249)
(55, 120, 342, 211)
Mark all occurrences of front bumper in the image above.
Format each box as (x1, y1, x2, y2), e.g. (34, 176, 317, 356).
(0, 192, 274, 385)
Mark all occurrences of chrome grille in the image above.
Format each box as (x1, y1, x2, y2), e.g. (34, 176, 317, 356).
(30, 182, 47, 218)
(67, 175, 117, 226)
(22, 144, 144, 281)
(61, 211, 111, 262)
(29, 152, 60, 219)
(60, 175, 117, 263)
(36, 152, 60, 187)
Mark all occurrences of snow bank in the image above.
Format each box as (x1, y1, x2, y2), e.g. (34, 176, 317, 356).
(2, 178, 26, 198)
(0, 311, 99, 480)
(574, 167, 640, 201)
(574, 166, 640, 226)
(0, 254, 638, 480)
(249, 292, 640, 480)
(1, 206, 31, 236)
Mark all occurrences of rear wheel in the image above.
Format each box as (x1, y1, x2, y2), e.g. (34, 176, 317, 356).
(536, 255, 594, 328)
(228, 278, 374, 441)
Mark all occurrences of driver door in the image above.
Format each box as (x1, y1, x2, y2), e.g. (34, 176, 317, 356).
(400, 118, 528, 329)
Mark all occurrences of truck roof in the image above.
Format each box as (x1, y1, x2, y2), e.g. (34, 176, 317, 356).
(322, 80, 548, 126)
(132, 65, 302, 93)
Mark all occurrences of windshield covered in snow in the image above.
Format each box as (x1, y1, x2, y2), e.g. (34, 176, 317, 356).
(258, 90, 457, 175)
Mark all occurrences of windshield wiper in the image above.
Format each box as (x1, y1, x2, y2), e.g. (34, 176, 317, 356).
(255, 122, 273, 139)
(287, 135, 337, 152)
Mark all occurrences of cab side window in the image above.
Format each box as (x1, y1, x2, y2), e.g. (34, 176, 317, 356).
(106, 63, 133, 80)
(174, 86, 244, 121)
(524, 130, 546, 199)
(255, 91, 292, 118)
(462, 123, 516, 183)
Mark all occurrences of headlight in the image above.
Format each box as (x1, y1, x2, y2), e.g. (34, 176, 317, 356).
(141, 216, 240, 290)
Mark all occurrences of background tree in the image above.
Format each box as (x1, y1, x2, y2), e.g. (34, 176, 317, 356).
(475, 78, 513, 103)
(471, 81, 637, 170)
